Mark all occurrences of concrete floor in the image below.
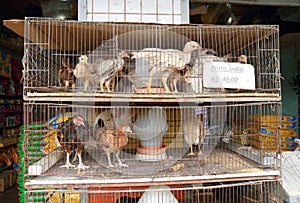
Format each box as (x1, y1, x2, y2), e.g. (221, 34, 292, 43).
(0, 184, 19, 203)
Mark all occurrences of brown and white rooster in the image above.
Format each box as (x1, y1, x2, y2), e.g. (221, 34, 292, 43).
(57, 115, 90, 172)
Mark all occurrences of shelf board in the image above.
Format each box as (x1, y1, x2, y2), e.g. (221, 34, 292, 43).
(24, 92, 281, 103)
(223, 141, 280, 166)
(0, 137, 18, 148)
(24, 170, 280, 189)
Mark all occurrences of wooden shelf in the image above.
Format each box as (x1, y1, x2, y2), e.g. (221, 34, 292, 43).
(0, 137, 18, 148)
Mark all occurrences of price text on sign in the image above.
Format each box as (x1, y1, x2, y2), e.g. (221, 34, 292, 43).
(203, 62, 255, 90)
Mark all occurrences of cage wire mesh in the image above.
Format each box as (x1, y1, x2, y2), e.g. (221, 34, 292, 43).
(22, 17, 280, 98)
(24, 180, 282, 203)
(23, 102, 281, 180)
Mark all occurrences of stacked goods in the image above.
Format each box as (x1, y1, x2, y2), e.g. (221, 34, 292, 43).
(0, 52, 11, 78)
(245, 115, 297, 151)
(0, 146, 19, 171)
(280, 115, 297, 151)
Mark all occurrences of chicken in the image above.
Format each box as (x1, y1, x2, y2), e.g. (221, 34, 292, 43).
(187, 47, 228, 93)
(96, 125, 132, 168)
(238, 54, 247, 64)
(73, 55, 95, 90)
(131, 41, 200, 93)
(183, 117, 206, 156)
(58, 58, 76, 89)
(95, 51, 129, 92)
(56, 115, 90, 172)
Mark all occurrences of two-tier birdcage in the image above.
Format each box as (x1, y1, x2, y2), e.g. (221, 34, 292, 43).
(11, 16, 284, 202)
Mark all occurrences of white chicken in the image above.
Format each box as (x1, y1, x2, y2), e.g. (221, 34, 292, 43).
(131, 41, 200, 93)
(73, 55, 94, 91)
(183, 118, 206, 156)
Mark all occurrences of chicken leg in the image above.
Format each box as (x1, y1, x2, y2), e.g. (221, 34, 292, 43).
(75, 151, 90, 172)
(103, 148, 114, 168)
(60, 151, 76, 169)
(187, 137, 199, 156)
(115, 151, 128, 167)
(99, 81, 105, 92)
(105, 80, 112, 92)
(146, 68, 155, 93)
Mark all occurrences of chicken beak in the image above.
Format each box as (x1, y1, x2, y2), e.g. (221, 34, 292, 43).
(123, 52, 130, 59)
(126, 126, 132, 133)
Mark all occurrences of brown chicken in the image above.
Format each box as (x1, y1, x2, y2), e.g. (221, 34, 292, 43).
(96, 125, 132, 168)
(58, 58, 76, 89)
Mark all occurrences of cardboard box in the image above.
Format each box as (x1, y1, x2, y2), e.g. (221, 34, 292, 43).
(1, 169, 17, 187)
(0, 172, 10, 192)
(0, 169, 17, 192)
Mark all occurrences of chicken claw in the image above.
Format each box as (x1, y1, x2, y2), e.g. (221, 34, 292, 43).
(60, 163, 76, 169)
(76, 163, 90, 171)
(119, 163, 128, 168)
(105, 81, 112, 92)
(116, 154, 128, 168)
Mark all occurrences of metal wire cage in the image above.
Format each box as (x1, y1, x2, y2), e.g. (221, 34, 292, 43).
(24, 180, 282, 203)
(22, 17, 280, 101)
(23, 102, 282, 184)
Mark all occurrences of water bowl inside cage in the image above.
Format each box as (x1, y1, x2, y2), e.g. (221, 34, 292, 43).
(132, 107, 169, 161)
(136, 143, 168, 161)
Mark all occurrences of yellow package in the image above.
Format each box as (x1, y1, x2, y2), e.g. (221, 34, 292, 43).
(281, 115, 297, 123)
(281, 140, 296, 151)
(46, 188, 80, 203)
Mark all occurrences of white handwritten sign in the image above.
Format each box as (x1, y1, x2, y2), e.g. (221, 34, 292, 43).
(203, 62, 255, 90)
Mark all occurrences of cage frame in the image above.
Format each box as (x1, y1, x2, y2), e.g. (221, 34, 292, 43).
(4, 17, 281, 102)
